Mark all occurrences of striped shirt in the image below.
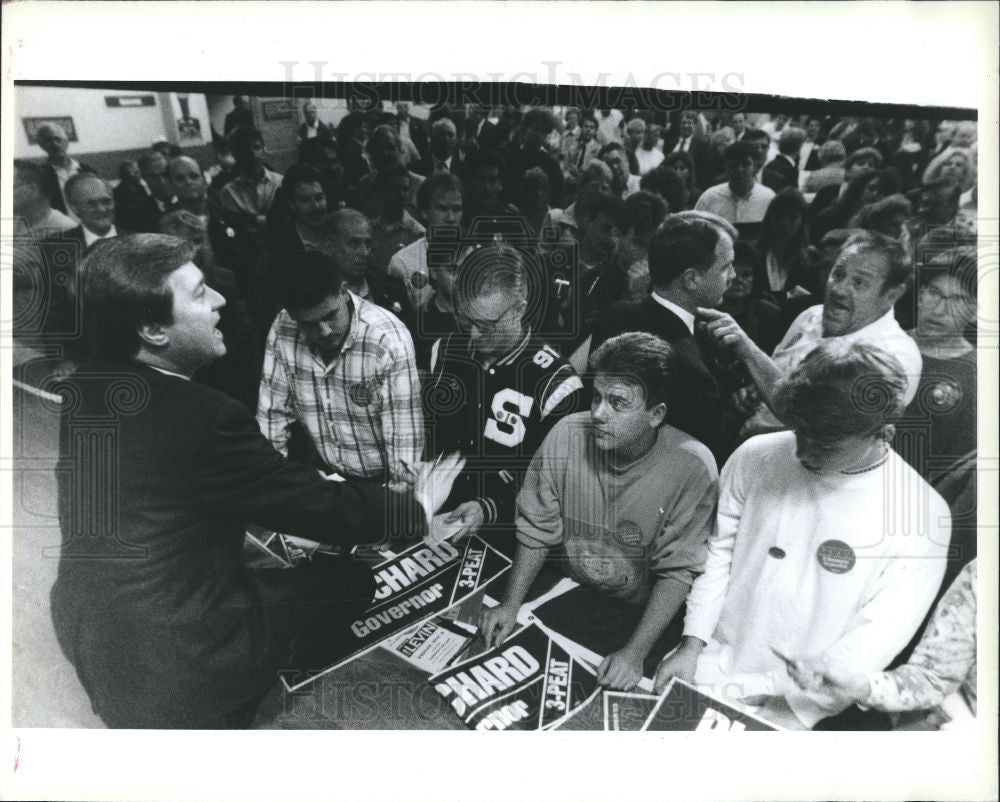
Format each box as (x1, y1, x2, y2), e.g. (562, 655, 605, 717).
(258, 292, 423, 481)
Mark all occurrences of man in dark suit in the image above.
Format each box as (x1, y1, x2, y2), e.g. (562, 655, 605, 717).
(502, 108, 565, 208)
(412, 117, 464, 180)
(664, 111, 710, 189)
(50, 233, 462, 728)
(763, 127, 806, 193)
(591, 213, 737, 464)
(34, 122, 95, 215)
(224, 95, 254, 135)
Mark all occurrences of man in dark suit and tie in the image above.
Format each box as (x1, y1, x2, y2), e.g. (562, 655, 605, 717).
(763, 127, 806, 193)
(413, 117, 464, 180)
(591, 212, 737, 463)
(665, 111, 710, 189)
(49, 233, 463, 728)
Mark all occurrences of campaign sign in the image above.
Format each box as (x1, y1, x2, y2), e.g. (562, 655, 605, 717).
(430, 622, 599, 731)
(604, 691, 662, 731)
(642, 678, 779, 731)
(282, 536, 511, 691)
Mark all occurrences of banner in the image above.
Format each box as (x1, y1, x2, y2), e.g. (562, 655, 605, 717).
(642, 678, 780, 731)
(430, 621, 599, 731)
(282, 535, 511, 691)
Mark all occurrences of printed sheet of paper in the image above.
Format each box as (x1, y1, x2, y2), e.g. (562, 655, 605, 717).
(381, 616, 475, 675)
(281, 535, 511, 691)
(429, 621, 599, 731)
(642, 678, 781, 731)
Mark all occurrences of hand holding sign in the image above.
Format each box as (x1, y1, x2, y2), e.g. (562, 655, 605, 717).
(479, 603, 518, 649)
(443, 501, 485, 541)
(654, 636, 705, 693)
(597, 647, 643, 691)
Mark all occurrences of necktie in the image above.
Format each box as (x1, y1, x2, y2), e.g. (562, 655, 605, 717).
(577, 144, 586, 169)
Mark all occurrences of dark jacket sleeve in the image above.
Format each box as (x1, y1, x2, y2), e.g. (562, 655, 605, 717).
(192, 394, 425, 549)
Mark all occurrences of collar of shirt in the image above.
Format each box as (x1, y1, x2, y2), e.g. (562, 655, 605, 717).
(825, 306, 898, 341)
(781, 153, 797, 168)
(83, 224, 118, 247)
(651, 292, 696, 334)
(52, 158, 80, 180)
(144, 364, 191, 380)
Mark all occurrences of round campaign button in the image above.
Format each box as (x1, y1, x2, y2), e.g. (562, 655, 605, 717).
(768, 546, 786, 559)
(816, 540, 856, 574)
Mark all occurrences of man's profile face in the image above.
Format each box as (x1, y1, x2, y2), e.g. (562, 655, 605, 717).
(425, 189, 463, 233)
(331, 217, 373, 281)
(692, 232, 736, 308)
(590, 374, 661, 454)
(822, 247, 898, 336)
(290, 288, 352, 358)
(291, 180, 327, 227)
(168, 158, 206, 204)
(161, 262, 227, 373)
(38, 127, 69, 159)
(580, 118, 597, 143)
(70, 178, 116, 235)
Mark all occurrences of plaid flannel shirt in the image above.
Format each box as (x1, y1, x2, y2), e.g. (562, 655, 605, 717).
(258, 293, 424, 481)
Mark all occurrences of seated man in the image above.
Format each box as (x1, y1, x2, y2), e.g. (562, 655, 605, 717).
(694, 141, 776, 231)
(654, 340, 950, 730)
(51, 234, 460, 728)
(425, 242, 584, 551)
(258, 248, 423, 483)
(699, 230, 922, 439)
(480, 332, 718, 690)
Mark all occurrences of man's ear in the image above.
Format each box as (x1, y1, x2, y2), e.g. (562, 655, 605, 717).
(648, 401, 667, 429)
(878, 423, 896, 443)
(885, 281, 908, 307)
(137, 322, 169, 349)
(681, 268, 700, 292)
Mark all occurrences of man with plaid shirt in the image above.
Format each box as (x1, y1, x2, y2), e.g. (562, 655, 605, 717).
(425, 242, 585, 551)
(257, 249, 423, 483)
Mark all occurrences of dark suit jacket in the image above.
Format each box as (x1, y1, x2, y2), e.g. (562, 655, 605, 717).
(591, 296, 724, 464)
(664, 134, 711, 188)
(299, 120, 334, 142)
(51, 360, 425, 727)
(762, 155, 799, 193)
(40, 161, 96, 215)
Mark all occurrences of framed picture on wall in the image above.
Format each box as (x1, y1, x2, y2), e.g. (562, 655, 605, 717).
(23, 116, 78, 144)
(261, 100, 294, 121)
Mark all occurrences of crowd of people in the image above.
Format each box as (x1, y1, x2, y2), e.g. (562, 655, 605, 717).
(11, 98, 979, 731)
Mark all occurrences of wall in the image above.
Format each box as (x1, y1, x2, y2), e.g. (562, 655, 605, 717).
(15, 88, 217, 174)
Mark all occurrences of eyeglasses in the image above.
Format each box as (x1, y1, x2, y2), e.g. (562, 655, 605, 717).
(455, 302, 520, 333)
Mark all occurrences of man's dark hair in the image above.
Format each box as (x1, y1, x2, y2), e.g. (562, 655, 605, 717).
(280, 248, 346, 312)
(723, 140, 757, 165)
(639, 166, 686, 214)
(523, 108, 556, 136)
(417, 171, 464, 210)
(79, 234, 196, 361)
(598, 141, 626, 160)
(648, 214, 723, 288)
(576, 190, 621, 226)
(464, 148, 505, 177)
(282, 163, 325, 196)
(226, 125, 265, 152)
(742, 128, 771, 145)
(617, 191, 668, 242)
(589, 331, 675, 413)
